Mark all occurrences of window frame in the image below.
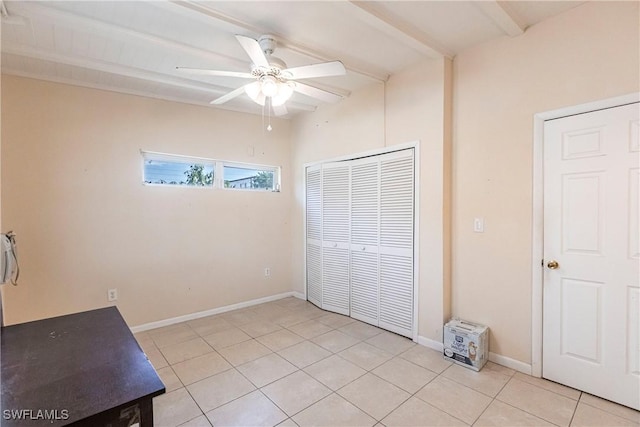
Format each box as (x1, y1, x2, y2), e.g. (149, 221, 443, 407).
(140, 150, 281, 192)
(220, 161, 281, 192)
(141, 151, 215, 189)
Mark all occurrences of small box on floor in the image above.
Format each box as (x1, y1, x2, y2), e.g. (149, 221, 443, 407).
(443, 319, 489, 371)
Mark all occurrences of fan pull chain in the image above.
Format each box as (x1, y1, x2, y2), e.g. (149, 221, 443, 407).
(267, 97, 273, 132)
(262, 101, 266, 135)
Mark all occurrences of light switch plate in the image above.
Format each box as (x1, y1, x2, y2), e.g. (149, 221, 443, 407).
(474, 218, 484, 233)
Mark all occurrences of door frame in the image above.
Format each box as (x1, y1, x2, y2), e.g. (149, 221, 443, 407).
(302, 140, 421, 342)
(531, 92, 640, 378)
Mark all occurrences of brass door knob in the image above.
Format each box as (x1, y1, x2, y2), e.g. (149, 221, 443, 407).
(547, 260, 559, 270)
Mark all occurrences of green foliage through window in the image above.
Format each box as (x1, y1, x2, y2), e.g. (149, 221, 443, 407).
(184, 164, 214, 186)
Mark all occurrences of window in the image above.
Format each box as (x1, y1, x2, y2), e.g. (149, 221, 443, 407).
(141, 151, 280, 191)
(142, 152, 214, 187)
(223, 164, 277, 191)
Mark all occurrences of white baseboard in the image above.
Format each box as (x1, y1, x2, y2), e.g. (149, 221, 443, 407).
(489, 352, 532, 375)
(132, 294, 533, 376)
(417, 335, 444, 352)
(130, 291, 299, 334)
(416, 336, 532, 375)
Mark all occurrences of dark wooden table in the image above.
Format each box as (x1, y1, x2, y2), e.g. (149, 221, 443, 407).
(1, 307, 165, 426)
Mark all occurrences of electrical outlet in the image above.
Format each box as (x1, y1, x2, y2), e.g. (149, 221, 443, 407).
(264, 267, 271, 278)
(108, 288, 118, 302)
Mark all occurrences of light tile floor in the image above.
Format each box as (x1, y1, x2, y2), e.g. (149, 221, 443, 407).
(135, 297, 640, 427)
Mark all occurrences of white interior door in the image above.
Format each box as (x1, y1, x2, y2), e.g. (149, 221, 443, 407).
(306, 165, 322, 308)
(543, 102, 640, 410)
(350, 157, 380, 326)
(321, 162, 351, 316)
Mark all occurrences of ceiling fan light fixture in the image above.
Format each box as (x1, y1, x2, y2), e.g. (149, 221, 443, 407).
(244, 81, 262, 102)
(261, 76, 279, 97)
(271, 82, 294, 106)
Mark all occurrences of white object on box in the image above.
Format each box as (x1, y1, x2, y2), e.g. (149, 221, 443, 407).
(443, 319, 489, 371)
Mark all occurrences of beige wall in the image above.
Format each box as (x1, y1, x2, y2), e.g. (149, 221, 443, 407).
(452, 1, 640, 363)
(290, 58, 452, 343)
(1, 76, 293, 326)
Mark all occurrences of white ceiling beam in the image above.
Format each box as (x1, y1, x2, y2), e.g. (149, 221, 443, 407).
(5, 1, 248, 70)
(345, 1, 452, 60)
(167, 0, 390, 82)
(1, 66, 221, 110)
(475, 1, 527, 37)
(2, 43, 231, 95)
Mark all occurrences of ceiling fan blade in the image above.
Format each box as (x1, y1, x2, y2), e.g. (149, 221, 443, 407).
(176, 67, 253, 79)
(235, 35, 269, 68)
(293, 82, 343, 103)
(272, 104, 288, 116)
(210, 85, 249, 105)
(283, 61, 346, 80)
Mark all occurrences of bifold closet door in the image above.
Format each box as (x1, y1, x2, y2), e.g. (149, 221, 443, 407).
(321, 162, 350, 315)
(378, 150, 414, 338)
(306, 149, 415, 337)
(305, 165, 322, 308)
(350, 158, 380, 326)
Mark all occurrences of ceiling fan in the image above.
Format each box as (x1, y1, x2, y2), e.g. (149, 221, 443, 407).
(177, 34, 347, 116)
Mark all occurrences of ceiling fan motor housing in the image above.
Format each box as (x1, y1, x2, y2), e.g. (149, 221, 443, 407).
(251, 35, 288, 80)
(258, 35, 278, 55)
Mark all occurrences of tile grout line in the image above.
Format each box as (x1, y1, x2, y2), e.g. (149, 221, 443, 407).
(566, 396, 580, 427)
(403, 367, 473, 426)
(256, 371, 334, 422)
(513, 373, 585, 401)
(492, 378, 574, 427)
(466, 367, 511, 427)
(578, 397, 640, 422)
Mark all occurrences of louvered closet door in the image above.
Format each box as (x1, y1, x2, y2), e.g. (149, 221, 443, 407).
(350, 158, 380, 326)
(322, 162, 351, 315)
(378, 149, 414, 338)
(306, 165, 322, 308)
